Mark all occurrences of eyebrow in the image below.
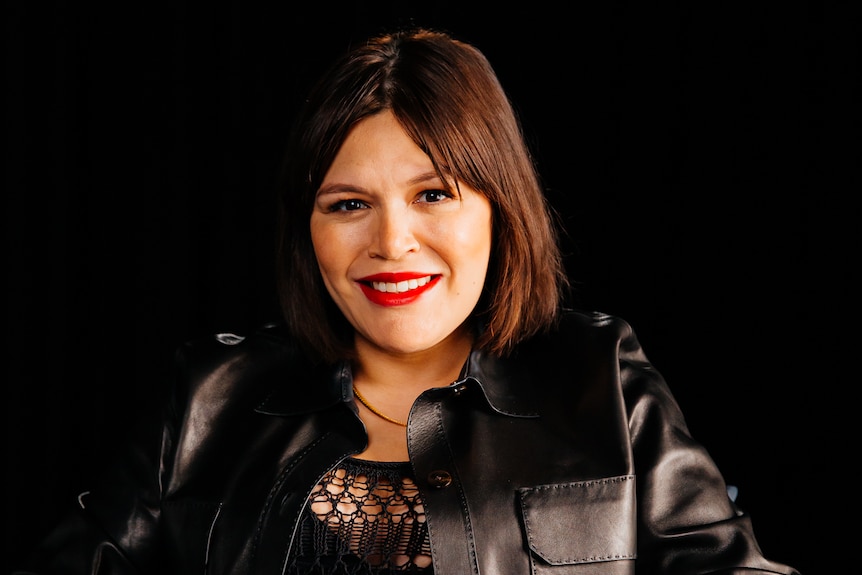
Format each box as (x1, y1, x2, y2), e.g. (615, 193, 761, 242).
(316, 170, 446, 197)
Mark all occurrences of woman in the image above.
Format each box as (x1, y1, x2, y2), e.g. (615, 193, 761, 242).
(15, 27, 799, 574)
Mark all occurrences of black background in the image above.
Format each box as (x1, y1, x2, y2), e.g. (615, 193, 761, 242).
(6, 2, 858, 573)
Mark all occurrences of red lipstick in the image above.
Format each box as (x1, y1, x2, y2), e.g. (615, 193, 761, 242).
(357, 273, 440, 307)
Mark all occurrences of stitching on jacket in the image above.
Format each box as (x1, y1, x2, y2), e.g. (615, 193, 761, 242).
(529, 475, 635, 492)
(252, 432, 333, 569)
(441, 403, 480, 574)
(425, 401, 481, 574)
(521, 475, 636, 564)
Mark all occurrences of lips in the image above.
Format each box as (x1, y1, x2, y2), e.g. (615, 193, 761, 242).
(357, 273, 440, 306)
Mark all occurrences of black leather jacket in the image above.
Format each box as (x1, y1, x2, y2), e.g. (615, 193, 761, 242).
(17, 310, 799, 574)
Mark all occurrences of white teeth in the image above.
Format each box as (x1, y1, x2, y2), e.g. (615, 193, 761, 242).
(372, 275, 431, 293)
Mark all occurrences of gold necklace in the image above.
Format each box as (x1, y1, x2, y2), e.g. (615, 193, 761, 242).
(352, 385, 407, 427)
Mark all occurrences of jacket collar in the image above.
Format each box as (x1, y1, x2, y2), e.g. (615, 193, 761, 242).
(256, 347, 540, 419)
(461, 348, 540, 417)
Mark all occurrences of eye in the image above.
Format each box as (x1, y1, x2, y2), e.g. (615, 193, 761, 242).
(417, 189, 454, 203)
(328, 199, 368, 212)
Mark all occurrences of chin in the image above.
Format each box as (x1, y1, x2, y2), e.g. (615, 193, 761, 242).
(361, 328, 450, 355)
(378, 339, 445, 356)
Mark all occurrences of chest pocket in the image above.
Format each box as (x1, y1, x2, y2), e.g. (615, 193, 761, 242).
(518, 475, 636, 573)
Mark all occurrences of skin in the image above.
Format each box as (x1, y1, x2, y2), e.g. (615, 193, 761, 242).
(310, 110, 493, 460)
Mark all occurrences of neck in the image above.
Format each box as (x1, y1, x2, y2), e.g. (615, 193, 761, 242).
(352, 325, 473, 398)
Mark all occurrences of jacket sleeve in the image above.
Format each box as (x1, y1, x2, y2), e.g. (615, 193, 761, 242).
(11, 355, 186, 575)
(615, 319, 800, 574)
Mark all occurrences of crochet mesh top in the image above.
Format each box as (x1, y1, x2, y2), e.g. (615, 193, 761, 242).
(286, 458, 433, 574)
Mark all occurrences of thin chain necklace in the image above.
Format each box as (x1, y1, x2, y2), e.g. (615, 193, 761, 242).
(352, 385, 407, 427)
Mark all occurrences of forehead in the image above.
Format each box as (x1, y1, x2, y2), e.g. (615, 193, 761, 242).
(321, 111, 440, 186)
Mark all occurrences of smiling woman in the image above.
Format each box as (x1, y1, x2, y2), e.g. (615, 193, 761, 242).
(13, 27, 802, 575)
(312, 111, 493, 355)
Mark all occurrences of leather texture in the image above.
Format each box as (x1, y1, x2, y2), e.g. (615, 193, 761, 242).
(15, 310, 801, 574)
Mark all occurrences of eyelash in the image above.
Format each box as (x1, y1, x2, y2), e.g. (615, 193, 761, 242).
(326, 189, 454, 212)
(419, 189, 454, 203)
(328, 199, 367, 212)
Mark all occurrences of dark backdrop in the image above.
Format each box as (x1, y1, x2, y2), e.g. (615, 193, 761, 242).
(6, 2, 858, 573)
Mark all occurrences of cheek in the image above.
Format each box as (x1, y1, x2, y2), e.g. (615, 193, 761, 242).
(469, 211, 494, 284)
(434, 197, 493, 249)
(311, 219, 365, 283)
(310, 220, 339, 281)
(437, 214, 493, 288)
(456, 211, 493, 259)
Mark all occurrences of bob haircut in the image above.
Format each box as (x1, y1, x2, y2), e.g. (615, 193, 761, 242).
(277, 27, 568, 363)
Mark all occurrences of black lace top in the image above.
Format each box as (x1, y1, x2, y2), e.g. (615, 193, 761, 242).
(285, 458, 433, 574)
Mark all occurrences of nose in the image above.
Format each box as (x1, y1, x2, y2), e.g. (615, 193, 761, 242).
(368, 208, 420, 259)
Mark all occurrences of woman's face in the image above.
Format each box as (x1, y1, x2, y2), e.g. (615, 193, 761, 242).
(310, 110, 493, 356)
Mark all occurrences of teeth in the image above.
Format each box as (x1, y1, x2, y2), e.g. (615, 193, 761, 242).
(371, 276, 432, 293)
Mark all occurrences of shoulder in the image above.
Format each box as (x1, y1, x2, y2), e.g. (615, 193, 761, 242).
(169, 322, 313, 405)
(525, 308, 643, 358)
(554, 308, 633, 335)
(513, 308, 660, 394)
(177, 321, 298, 364)
(479, 308, 651, 384)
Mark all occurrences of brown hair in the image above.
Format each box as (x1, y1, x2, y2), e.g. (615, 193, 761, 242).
(276, 27, 568, 363)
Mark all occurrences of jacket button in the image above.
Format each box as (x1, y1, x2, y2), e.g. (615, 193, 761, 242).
(427, 470, 453, 488)
(451, 383, 467, 395)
